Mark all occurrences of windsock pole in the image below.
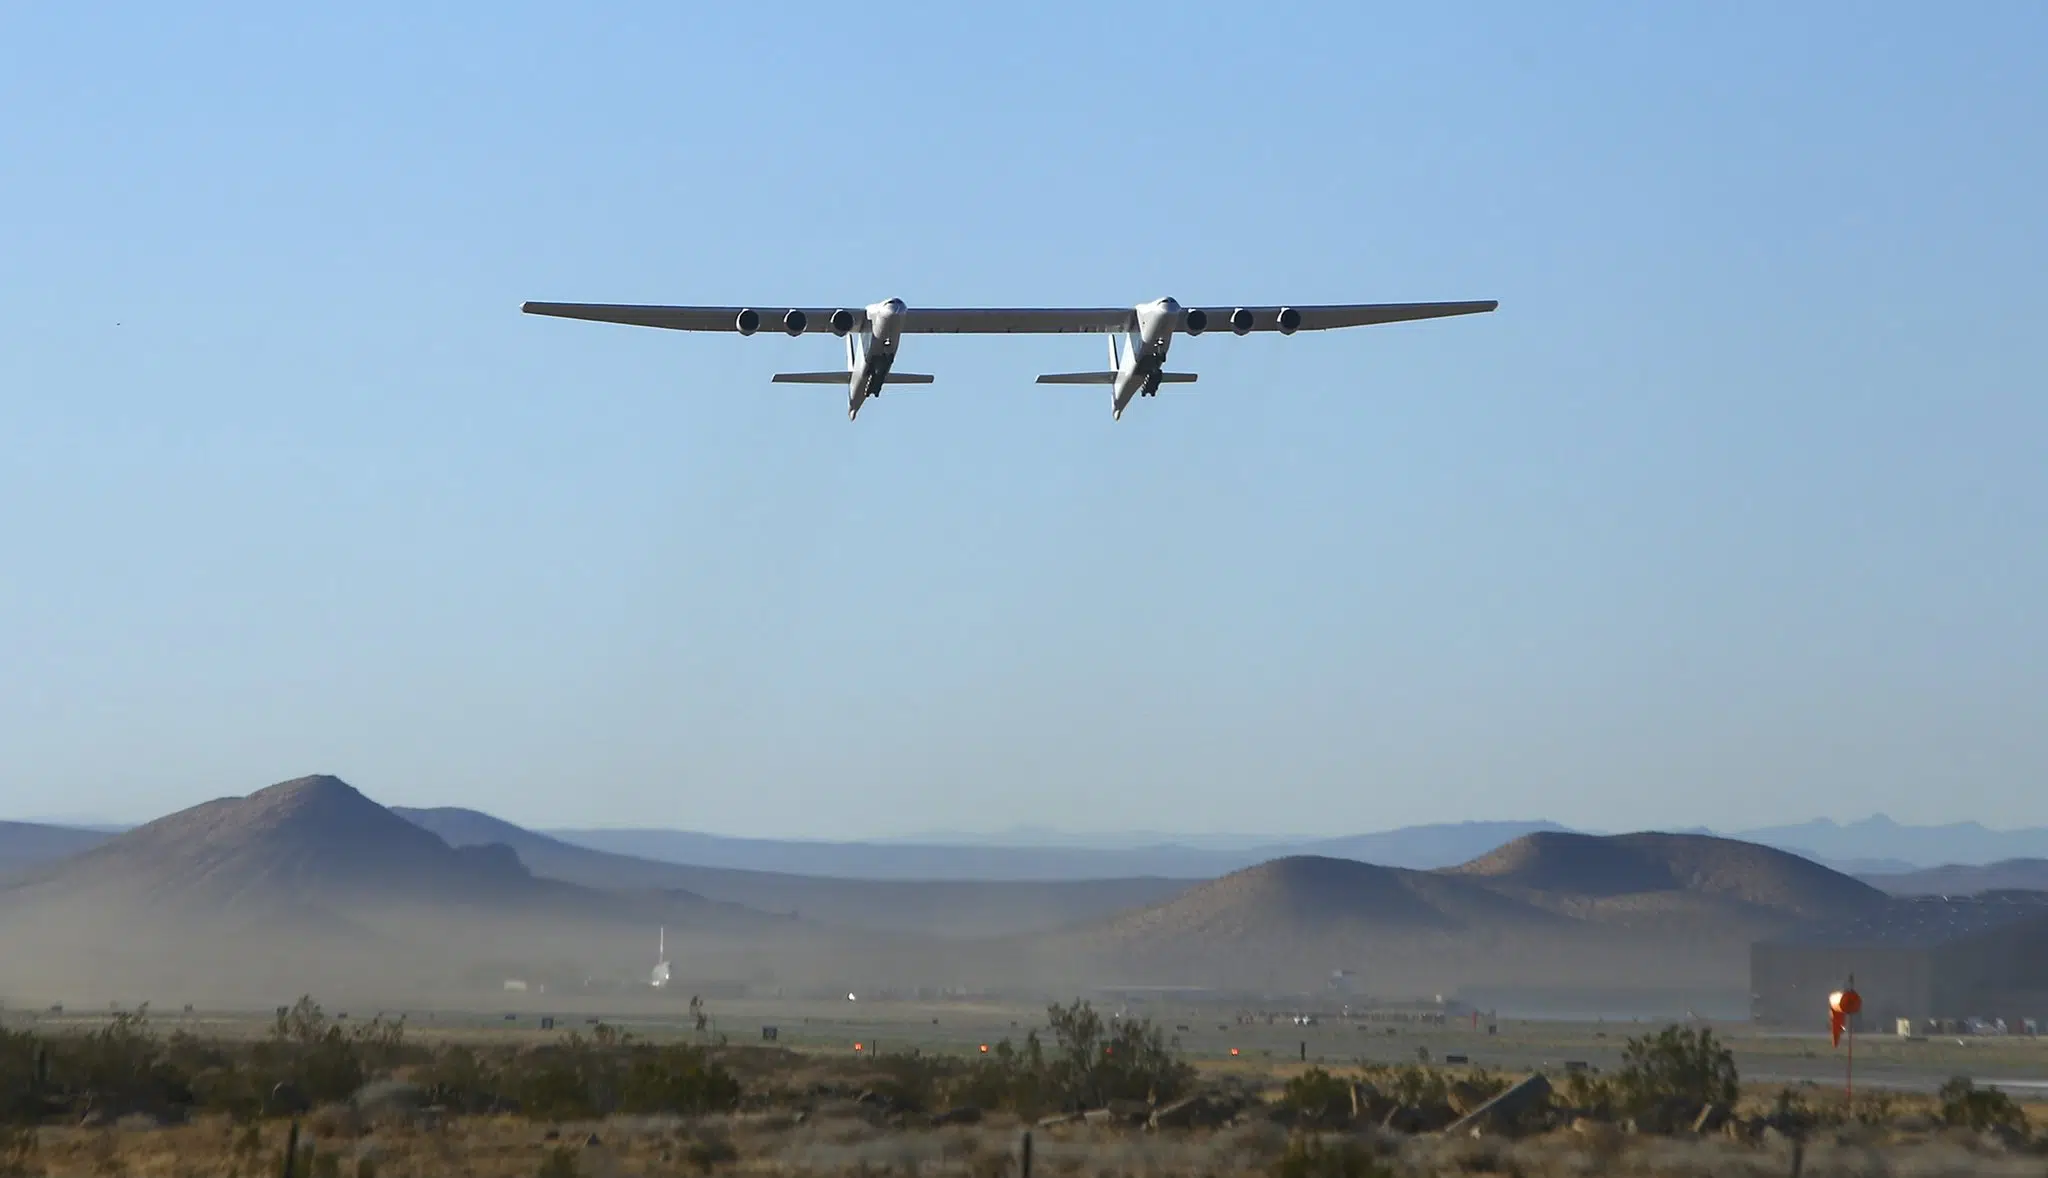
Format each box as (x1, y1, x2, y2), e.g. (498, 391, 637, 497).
(1829, 975, 1862, 1113)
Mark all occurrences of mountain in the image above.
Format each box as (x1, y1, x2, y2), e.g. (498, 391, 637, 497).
(0, 821, 113, 876)
(1728, 815, 2048, 869)
(1861, 859, 2048, 896)
(398, 807, 1193, 937)
(540, 827, 1244, 881)
(1448, 831, 1887, 919)
(0, 777, 812, 1006)
(540, 819, 1575, 880)
(1288, 821, 1573, 869)
(871, 827, 1299, 852)
(1031, 832, 1888, 995)
(20, 806, 2048, 878)
(1026, 855, 1561, 995)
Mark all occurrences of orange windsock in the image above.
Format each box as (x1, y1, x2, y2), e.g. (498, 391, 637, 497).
(1828, 988, 1861, 1047)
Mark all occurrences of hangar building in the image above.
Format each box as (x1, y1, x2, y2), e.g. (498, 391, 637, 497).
(1750, 892, 2048, 1030)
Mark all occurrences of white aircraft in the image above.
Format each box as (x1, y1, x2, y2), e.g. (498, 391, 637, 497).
(520, 295, 1497, 421)
(650, 927, 670, 989)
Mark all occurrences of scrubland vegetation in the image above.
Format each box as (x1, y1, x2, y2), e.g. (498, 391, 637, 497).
(0, 998, 2040, 1176)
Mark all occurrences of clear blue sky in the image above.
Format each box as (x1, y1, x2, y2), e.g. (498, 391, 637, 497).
(2, 3, 2042, 838)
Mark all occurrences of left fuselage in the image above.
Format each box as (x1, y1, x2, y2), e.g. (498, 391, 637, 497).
(1112, 297, 1181, 420)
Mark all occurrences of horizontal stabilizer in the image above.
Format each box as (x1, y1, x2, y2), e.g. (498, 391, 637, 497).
(1034, 372, 1198, 385)
(773, 372, 934, 385)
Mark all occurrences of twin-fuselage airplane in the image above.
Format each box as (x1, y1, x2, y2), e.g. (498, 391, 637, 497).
(519, 296, 1497, 421)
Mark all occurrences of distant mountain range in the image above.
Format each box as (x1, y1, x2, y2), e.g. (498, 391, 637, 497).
(0, 821, 114, 875)
(394, 807, 1191, 937)
(539, 819, 1577, 880)
(9, 805, 2048, 887)
(0, 775, 1908, 1007)
(535, 815, 2048, 881)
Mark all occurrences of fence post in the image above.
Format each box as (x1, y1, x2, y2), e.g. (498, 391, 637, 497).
(281, 1119, 299, 1178)
(1020, 1130, 1033, 1178)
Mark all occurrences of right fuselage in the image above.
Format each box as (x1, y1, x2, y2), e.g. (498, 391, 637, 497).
(1111, 297, 1181, 420)
(848, 297, 906, 420)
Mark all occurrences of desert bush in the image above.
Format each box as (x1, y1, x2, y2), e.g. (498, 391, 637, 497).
(509, 1039, 607, 1121)
(851, 1048, 960, 1113)
(1278, 1068, 1354, 1125)
(1937, 1076, 2026, 1133)
(941, 1000, 1194, 1118)
(536, 1143, 580, 1178)
(1766, 1085, 1828, 1133)
(1359, 1063, 1449, 1110)
(56, 1007, 193, 1116)
(0, 1124, 34, 1178)
(418, 1043, 500, 1114)
(1046, 1000, 1195, 1109)
(248, 996, 419, 1107)
(949, 1033, 1050, 1117)
(1269, 1134, 1394, 1178)
(0, 1030, 43, 1127)
(1852, 1089, 1896, 1127)
(1556, 1068, 1616, 1118)
(620, 1045, 743, 1116)
(1610, 1024, 1738, 1117)
(500, 1033, 742, 1121)
(682, 1124, 739, 1173)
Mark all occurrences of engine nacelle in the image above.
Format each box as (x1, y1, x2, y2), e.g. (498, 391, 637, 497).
(1184, 307, 1208, 336)
(829, 308, 855, 337)
(1229, 307, 1254, 335)
(783, 309, 808, 336)
(1277, 306, 1302, 335)
(735, 308, 760, 335)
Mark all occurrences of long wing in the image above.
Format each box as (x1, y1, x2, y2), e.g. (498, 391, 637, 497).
(1187, 301, 1499, 332)
(520, 300, 1498, 335)
(521, 303, 855, 332)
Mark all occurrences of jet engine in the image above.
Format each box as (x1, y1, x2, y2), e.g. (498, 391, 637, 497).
(1229, 307, 1254, 335)
(1277, 306, 1302, 335)
(1184, 307, 1208, 335)
(735, 308, 760, 335)
(829, 308, 855, 337)
(783, 309, 808, 336)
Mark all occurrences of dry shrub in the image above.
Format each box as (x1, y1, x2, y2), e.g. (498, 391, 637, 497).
(0, 1125, 34, 1178)
(307, 1101, 364, 1139)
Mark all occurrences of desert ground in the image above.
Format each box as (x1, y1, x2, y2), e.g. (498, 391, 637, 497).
(4, 996, 2047, 1178)
(6, 779, 2046, 1174)
(15, 996, 2044, 1096)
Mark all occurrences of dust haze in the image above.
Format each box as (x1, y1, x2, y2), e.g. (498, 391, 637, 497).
(0, 775, 1899, 1019)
